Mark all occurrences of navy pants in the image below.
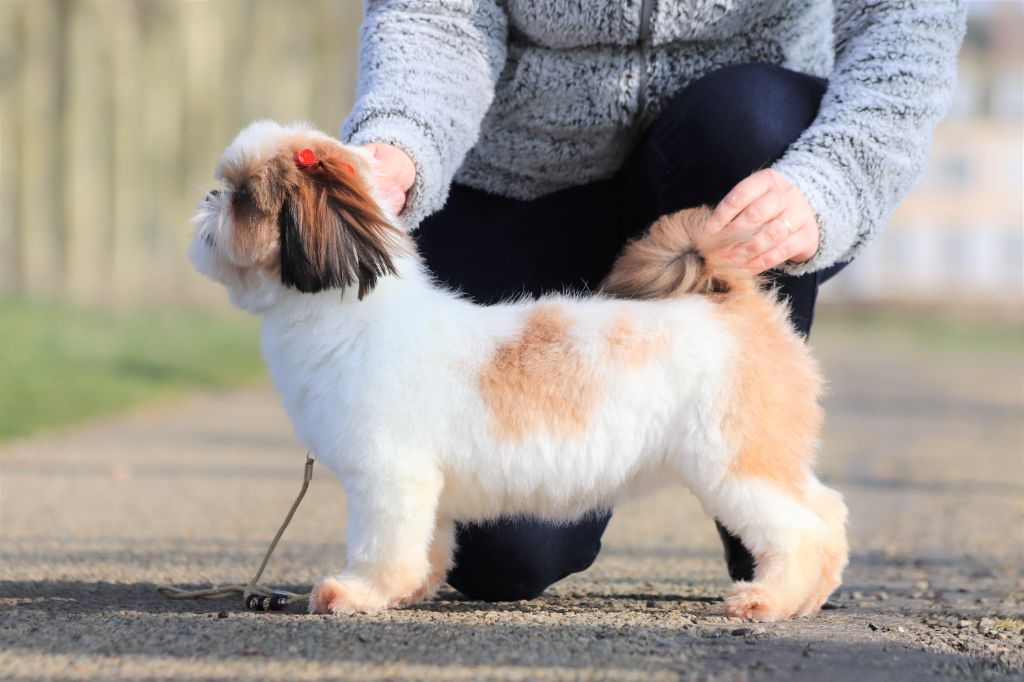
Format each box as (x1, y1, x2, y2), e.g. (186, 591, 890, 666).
(416, 64, 843, 601)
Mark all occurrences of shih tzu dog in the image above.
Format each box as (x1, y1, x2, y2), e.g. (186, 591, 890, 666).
(189, 121, 848, 621)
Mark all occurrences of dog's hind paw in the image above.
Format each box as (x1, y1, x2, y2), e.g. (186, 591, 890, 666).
(723, 583, 793, 622)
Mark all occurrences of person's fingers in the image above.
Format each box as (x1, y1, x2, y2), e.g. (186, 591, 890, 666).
(372, 144, 415, 188)
(704, 168, 821, 272)
(723, 190, 785, 236)
(787, 220, 821, 264)
(385, 186, 406, 214)
(743, 225, 815, 273)
(374, 181, 403, 213)
(729, 217, 797, 262)
(704, 170, 777, 235)
(364, 143, 386, 168)
(363, 143, 416, 214)
(744, 240, 796, 274)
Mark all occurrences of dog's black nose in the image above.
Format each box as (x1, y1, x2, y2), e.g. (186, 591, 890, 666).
(206, 189, 221, 201)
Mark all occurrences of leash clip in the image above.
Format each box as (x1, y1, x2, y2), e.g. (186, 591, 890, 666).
(246, 589, 293, 612)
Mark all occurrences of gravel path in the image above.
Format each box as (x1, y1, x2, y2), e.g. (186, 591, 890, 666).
(2, 323, 1022, 681)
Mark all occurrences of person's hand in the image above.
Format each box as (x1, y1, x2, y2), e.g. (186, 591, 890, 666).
(361, 143, 416, 215)
(702, 168, 820, 273)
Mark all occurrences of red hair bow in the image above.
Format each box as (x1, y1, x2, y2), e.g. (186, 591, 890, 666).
(294, 148, 318, 169)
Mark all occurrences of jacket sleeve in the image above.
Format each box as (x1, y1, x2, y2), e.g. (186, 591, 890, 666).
(341, 0, 509, 229)
(772, 0, 967, 275)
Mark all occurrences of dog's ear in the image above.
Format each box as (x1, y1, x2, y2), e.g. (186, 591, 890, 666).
(279, 147, 409, 298)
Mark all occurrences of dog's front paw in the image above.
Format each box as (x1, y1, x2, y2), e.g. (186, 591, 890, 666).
(309, 575, 387, 615)
(723, 583, 793, 622)
(393, 569, 445, 608)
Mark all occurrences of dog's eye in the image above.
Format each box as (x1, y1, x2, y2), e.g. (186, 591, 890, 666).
(233, 186, 253, 206)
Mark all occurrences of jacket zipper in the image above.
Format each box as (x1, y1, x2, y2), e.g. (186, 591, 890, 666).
(637, 0, 655, 117)
(639, 0, 654, 44)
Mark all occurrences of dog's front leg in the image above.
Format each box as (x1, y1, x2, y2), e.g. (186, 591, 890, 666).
(309, 467, 444, 615)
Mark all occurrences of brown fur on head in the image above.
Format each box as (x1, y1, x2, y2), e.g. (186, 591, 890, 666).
(601, 207, 754, 300)
(191, 122, 412, 308)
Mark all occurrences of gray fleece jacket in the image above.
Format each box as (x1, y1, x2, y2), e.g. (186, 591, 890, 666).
(341, 0, 966, 274)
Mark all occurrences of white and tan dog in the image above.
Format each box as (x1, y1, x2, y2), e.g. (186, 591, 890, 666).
(189, 121, 848, 621)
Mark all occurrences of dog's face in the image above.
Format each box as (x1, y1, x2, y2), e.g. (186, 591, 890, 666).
(190, 121, 410, 312)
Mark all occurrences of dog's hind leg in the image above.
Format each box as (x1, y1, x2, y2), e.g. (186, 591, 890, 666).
(796, 478, 849, 615)
(700, 474, 828, 622)
(309, 464, 446, 614)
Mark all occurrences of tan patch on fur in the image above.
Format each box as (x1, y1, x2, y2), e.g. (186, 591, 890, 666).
(602, 205, 818, 495)
(604, 313, 668, 368)
(718, 292, 824, 501)
(479, 305, 598, 441)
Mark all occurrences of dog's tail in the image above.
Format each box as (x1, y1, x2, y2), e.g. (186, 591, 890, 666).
(601, 207, 755, 300)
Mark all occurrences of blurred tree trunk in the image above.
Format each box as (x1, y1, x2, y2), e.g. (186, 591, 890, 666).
(16, 0, 70, 298)
(0, 1, 26, 293)
(0, 0, 362, 308)
(65, 0, 116, 304)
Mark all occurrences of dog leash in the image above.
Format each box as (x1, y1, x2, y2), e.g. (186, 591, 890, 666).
(156, 452, 316, 612)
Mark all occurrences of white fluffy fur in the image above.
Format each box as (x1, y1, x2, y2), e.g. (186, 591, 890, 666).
(189, 121, 847, 621)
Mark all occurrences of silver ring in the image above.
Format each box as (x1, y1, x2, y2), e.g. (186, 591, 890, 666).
(780, 216, 795, 236)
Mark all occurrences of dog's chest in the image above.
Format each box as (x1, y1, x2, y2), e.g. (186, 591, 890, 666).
(260, 317, 368, 442)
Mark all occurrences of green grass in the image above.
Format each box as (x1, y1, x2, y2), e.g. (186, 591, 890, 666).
(0, 299, 265, 443)
(814, 306, 1024, 357)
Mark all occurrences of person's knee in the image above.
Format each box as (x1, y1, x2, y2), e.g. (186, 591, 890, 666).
(693, 64, 824, 159)
(651, 63, 826, 196)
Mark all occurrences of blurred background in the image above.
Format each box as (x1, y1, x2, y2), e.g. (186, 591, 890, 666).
(0, 0, 365, 439)
(1, 5, 1021, 677)
(0, 0, 1021, 442)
